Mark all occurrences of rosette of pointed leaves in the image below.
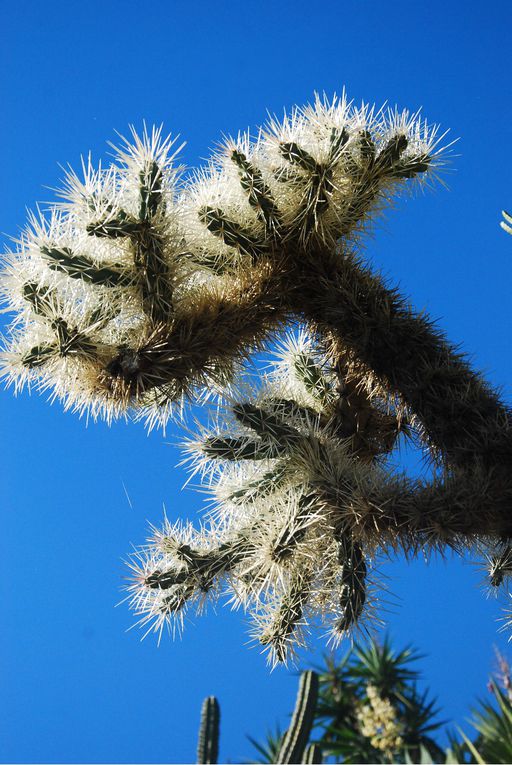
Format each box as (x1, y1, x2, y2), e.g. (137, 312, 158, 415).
(314, 639, 444, 764)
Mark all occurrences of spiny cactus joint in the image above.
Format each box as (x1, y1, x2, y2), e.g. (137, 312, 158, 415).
(2, 93, 511, 665)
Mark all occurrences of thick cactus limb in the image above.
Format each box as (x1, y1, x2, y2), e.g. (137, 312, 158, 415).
(197, 696, 220, 765)
(275, 671, 319, 764)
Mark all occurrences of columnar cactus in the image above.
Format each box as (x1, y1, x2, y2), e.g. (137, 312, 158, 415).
(276, 670, 319, 764)
(2, 93, 511, 664)
(195, 670, 321, 764)
(197, 696, 220, 765)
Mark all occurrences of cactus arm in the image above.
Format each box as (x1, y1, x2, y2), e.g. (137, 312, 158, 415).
(286, 244, 512, 473)
(275, 670, 319, 764)
(98, 262, 285, 401)
(197, 696, 220, 765)
(501, 209, 512, 234)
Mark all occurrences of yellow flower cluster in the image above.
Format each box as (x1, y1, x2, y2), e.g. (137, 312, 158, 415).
(356, 684, 404, 755)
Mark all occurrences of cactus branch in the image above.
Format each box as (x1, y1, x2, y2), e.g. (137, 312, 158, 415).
(2, 94, 511, 661)
(275, 671, 319, 764)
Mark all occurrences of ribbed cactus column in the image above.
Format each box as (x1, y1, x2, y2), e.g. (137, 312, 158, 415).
(302, 743, 323, 764)
(275, 671, 319, 764)
(197, 696, 220, 765)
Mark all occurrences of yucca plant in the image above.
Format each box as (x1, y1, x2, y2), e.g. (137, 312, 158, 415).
(247, 725, 284, 765)
(199, 640, 512, 764)
(1, 92, 511, 663)
(457, 652, 512, 765)
(314, 644, 512, 764)
(314, 638, 444, 764)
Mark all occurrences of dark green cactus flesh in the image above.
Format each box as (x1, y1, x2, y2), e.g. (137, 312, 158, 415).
(197, 696, 220, 765)
(302, 742, 323, 764)
(275, 670, 319, 764)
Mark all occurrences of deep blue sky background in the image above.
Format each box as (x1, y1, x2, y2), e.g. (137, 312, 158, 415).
(1, 1, 511, 762)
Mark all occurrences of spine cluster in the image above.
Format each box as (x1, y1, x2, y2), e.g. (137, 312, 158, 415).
(1, 96, 443, 424)
(2, 93, 511, 662)
(125, 333, 512, 663)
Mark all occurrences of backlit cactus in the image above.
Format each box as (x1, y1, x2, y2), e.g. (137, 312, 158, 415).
(126, 334, 396, 661)
(2, 93, 512, 663)
(1, 95, 445, 425)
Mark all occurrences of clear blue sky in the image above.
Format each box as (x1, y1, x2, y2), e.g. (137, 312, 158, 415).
(1, 1, 511, 762)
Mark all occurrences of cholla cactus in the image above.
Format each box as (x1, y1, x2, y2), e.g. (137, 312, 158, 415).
(1, 127, 191, 422)
(2, 93, 512, 663)
(501, 210, 512, 235)
(125, 332, 511, 663)
(1, 95, 446, 424)
(127, 334, 393, 662)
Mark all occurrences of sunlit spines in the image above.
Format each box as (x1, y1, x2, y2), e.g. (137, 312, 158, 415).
(485, 543, 512, 589)
(335, 534, 368, 634)
(8, 97, 509, 661)
(85, 129, 183, 326)
(1, 95, 448, 430)
(130, 335, 394, 660)
(228, 491, 324, 605)
(501, 210, 512, 235)
(256, 93, 443, 246)
(180, 150, 271, 275)
(229, 147, 282, 234)
(257, 568, 313, 667)
(183, 94, 443, 278)
(124, 319, 512, 658)
(0, 126, 204, 424)
(126, 517, 249, 640)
